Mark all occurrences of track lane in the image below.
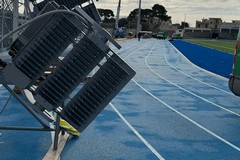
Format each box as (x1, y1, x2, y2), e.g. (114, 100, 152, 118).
(116, 39, 240, 154)
(115, 39, 240, 153)
(62, 39, 240, 159)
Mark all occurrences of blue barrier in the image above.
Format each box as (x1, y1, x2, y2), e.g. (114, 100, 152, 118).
(170, 40, 233, 78)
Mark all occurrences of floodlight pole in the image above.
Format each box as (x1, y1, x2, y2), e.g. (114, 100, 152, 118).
(12, 0, 19, 41)
(53, 114, 61, 150)
(184, 13, 186, 29)
(24, 0, 33, 19)
(136, 0, 141, 35)
(1, 0, 4, 52)
(115, 0, 121, 28)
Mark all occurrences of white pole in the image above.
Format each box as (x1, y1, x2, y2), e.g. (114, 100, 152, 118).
(13, 0, 19, 41)
(115, 0, 121, 28)
(136, 0, 141, 34)
(24, 0, 32, 19)
(1, 0, 4, 51)
(184, 13, 186, 29)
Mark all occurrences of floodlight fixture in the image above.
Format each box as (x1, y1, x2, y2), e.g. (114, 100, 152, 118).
(0, 0, 135, 150)
(59, 53, 135, 132)
(2, 2, 88, 88)
(32, 0, 101, 23)
(34, 34, 109, 111)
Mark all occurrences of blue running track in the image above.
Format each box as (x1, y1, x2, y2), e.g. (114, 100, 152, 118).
(1, 39, 240, 160)
(62, 39, 240, 160)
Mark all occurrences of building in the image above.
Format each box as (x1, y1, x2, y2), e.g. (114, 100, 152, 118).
(196, 19, 209, 28)
(184, 27, 212, 39)
(219, 20, 240, 39)
(208, 18, 222, 29)
(185, 17, 239, 39)
(143, 17, 178, 36)
(196, 18, 222, 29)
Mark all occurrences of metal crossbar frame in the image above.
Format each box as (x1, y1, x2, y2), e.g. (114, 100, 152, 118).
(0, 84, 63, 150)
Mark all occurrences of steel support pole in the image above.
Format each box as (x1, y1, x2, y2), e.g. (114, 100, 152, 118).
(136, 0, 141, 35)
(24, 0, 32, 19)
(0, 126, 55, 131)
(12, 0, 19, 41)
(1, 0, 4, 52)
(115, 0, 121, 28)
(53, 114, 61, 150)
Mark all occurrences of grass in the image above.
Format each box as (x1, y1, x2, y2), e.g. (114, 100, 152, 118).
(185, 39, 236, 54)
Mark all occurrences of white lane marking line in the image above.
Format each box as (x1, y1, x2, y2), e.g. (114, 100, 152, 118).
(121, 39, 240, 151)
(145, 41, 240, 117)
(110, 103, 165, 160)
(162, 42, 232, 95)
(124, 43, 149, 60)
(115, 40, 147, 56)
(132, 79, 240, 152)
(169, 41, 228, 81)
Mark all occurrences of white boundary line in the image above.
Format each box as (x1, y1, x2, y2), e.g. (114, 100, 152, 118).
(110, 103, 165, 160)
(168, 41, 229, 81)
(145, 41, 240, 117)
(135, 40, 240, 151)
(117, 39, 240, 152)
(132, 78, 240, 151)
(124, 42, 151, 60)
(163, 42, 232, 95)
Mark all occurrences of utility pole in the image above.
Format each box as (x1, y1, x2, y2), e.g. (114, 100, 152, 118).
(136, 0, 141, 35)
(115, 0, 121, 29)
(183, 13, 186, 29)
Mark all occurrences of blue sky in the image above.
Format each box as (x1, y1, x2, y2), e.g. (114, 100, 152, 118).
(95, 0, 240, 27)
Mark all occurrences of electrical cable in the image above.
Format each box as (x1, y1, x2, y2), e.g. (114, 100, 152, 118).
(0, 9, 93, 115)
(0, 9, 94, 45)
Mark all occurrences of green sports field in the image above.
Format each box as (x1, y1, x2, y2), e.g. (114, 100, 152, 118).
(186, 39, 236, 54)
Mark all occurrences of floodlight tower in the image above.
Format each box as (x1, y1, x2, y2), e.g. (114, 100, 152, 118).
(0, 0, 15, 50)
(0, 0, 30, 51)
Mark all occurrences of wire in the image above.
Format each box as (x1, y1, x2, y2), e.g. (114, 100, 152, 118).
(0, 93, 12, 115)
(0, 9, 94, 45)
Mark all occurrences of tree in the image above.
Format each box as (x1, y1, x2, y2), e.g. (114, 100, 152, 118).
(98, 9, 115, 23)
(152, 4, 171, 21)
(127, 4, 171, 22)
(141, 9, 153, 18)
(180, 22, 189, 29)
(172, 23, 181, 29)
(128, 9, 139, 21)
(118, 18, 128, 28)
(152, 4, 166, 15)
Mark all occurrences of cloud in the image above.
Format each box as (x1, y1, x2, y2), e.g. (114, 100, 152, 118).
(95, 0, 240, 26)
